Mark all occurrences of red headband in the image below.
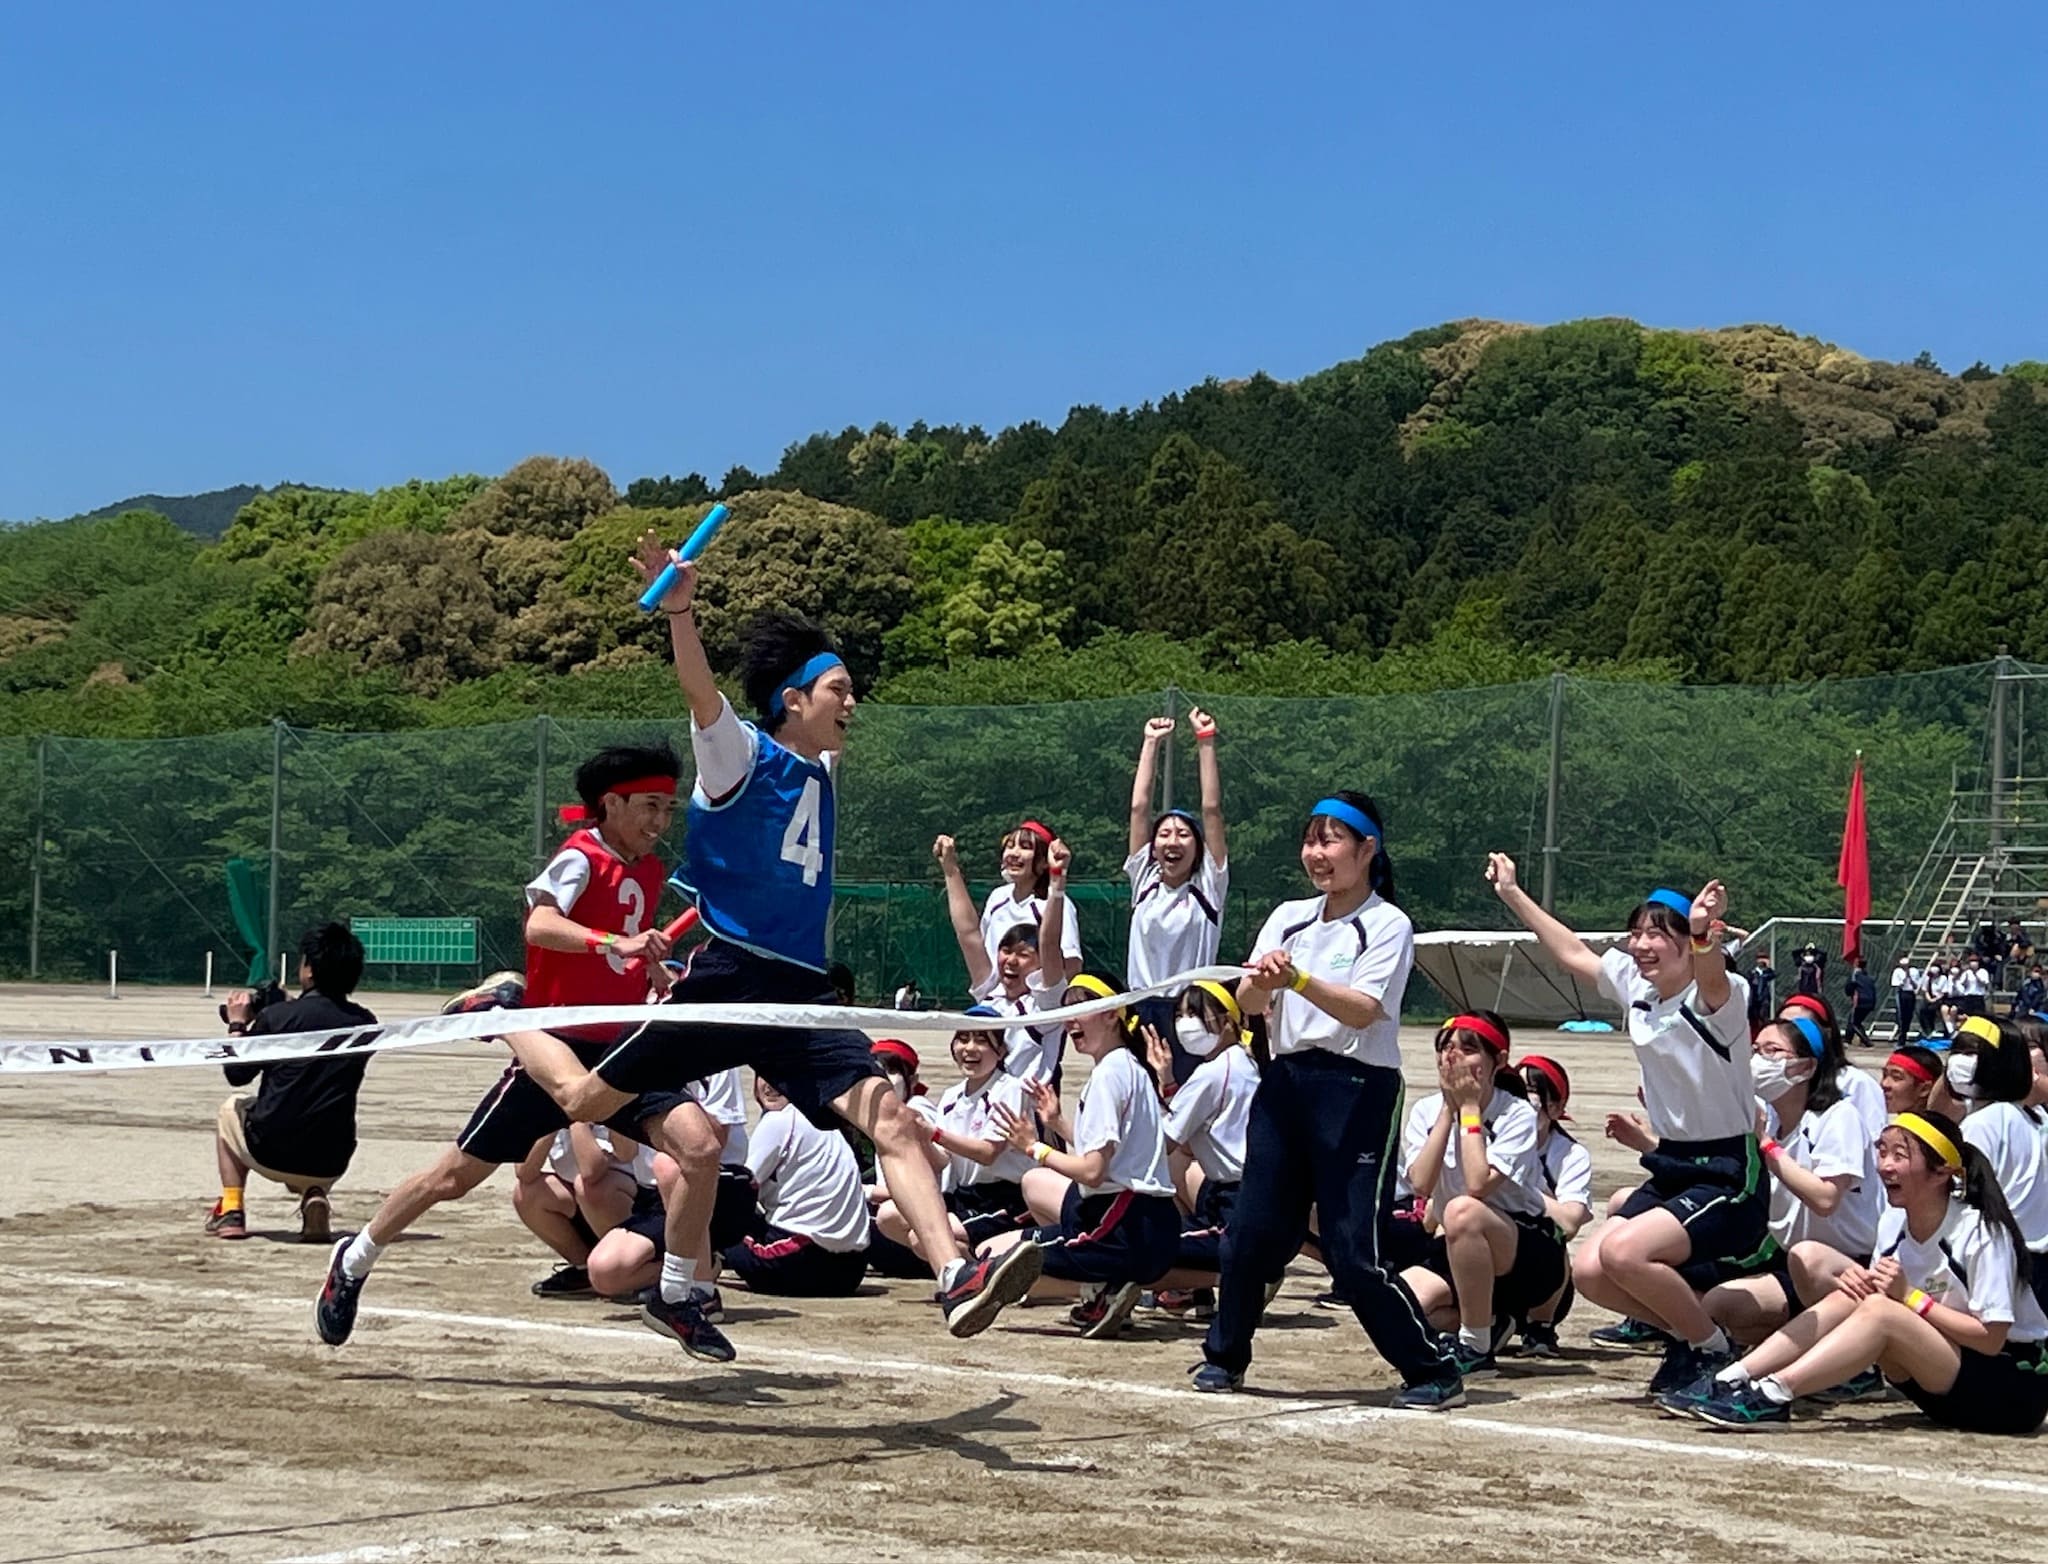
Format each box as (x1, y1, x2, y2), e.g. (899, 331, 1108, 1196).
(1445, 1013, 1510, 1052)
(558, 775, 678, 823)
(1517, 1054, 1572, 1108)
(1013, 819, 1054, 846)
(1780, 993, 1831, 1021)
(1887, 1050, 1937, 1085)
(872, 1038, 920, 1073)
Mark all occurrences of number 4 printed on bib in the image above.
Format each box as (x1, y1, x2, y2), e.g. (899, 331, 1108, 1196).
(781, 777, 825, 887)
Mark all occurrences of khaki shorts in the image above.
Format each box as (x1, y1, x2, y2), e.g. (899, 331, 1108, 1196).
(216, 1095, 333, 1194)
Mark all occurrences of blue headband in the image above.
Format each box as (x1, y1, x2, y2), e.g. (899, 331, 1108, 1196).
(1645, 888, 1694, 919)
(962, 1004, 1002, 1020)
(767, 652, 846, 719)
(1310, 798, 1382, 840)
(1155, 807, 1202, 834)
(1787, 1015, 1825, 1058)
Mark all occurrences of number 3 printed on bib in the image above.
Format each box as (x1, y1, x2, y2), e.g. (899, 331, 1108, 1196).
(609, 879, 646, 974)
(781, 777, 825, 887)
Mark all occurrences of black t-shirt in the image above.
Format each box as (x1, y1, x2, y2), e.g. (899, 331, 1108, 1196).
(222, 991, 377, 1178)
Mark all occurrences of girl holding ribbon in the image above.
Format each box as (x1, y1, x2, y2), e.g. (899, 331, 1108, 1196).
(1397, 1010, 1566, 1382)
(1671, 1110, 2048, 1434)
(1191, 792, 1461, 1408)
(1125, 710, 1231, 1084)
(1487, 856, 1763, 1400)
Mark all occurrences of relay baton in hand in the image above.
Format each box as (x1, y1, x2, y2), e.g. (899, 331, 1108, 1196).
(637, 503, 732, 612)
(625, 905, 701, 979)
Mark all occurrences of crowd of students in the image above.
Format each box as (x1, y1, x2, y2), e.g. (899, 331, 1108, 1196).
(202, 540, 2048, 1439)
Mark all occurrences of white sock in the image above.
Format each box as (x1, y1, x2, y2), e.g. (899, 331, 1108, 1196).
(1757, 1374, 1794, 1405)
(1714, 1362, 1752, 1387)
(1458, 1324, 1490, 1353)
(1688, 1326, 1730, 1356)
(938, 1257, 967, 1293)
(660, 1254, 697, 1305)
(341, 1231, 382, 1280)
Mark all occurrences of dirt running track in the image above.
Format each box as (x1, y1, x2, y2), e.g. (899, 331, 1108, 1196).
(0, 985, 2040, 1563)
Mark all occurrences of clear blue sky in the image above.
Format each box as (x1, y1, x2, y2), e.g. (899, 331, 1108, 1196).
(3, 2, 2043, 520)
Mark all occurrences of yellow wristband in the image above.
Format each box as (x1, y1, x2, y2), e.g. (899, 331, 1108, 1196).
(1907, 1287, 1935, 1318)
(1459, 1114, 1483, 1133)
(1030, 1142, 1053, 1165)
(1288, 968, 1312, 994)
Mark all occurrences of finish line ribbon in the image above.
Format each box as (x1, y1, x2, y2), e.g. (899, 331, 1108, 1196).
(0, 967, 1249, 1075)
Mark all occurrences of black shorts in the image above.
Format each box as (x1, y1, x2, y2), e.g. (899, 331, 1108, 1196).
(1895, 1340, 2048, 1435)
(455, 1041, 687, 1167)
(947, 1179, 1033, 1248)
(594, 939, 880, 1128)
(1418, 1210, 1570, 1321)
(1031, 1185, 1182, 1287)
(1616, 1135, 1775, 1287)
(619, 1165, 760, 1257)
(1378, 1200, 1435, 1276)
(1174, 1179, 1240, 1274)
(720, 1224, 869, 1297)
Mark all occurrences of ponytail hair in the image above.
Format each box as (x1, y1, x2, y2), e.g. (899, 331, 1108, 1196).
(1961, 1141, 2035, 1292)
(1302, 789, 1398, 906)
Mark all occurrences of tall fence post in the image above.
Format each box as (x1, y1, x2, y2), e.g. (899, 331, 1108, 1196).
(1541, 672, 1565, 912)
(533, 714, 551, 874)
(1991, 650, 2012, 870)
(267, 719, 285, 978)
(1160, 686, 1179, 814)
(29, 735, 46, 978)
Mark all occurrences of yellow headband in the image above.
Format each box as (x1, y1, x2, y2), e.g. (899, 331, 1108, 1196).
(1192, 979, 1244, 1030)
(1960, 1015, 2005, 1050)
(1892, 1112, 1964, 1172)
(1065, 974, 1119, 1005)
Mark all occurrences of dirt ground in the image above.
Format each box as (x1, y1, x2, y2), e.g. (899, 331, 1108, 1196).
(1, 983, 2043, 1564)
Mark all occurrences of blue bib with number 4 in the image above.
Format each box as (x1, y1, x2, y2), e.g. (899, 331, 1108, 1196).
(680, 724, 834, 971)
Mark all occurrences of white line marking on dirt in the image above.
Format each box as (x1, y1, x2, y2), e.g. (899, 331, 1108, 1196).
(17, 1268, 2048, 1505)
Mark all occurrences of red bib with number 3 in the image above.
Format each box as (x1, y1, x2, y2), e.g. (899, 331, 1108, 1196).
(525, 828, 670, 1009)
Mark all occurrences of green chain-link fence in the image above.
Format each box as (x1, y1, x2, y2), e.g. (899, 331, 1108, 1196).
(8, 662, 2009, 1002)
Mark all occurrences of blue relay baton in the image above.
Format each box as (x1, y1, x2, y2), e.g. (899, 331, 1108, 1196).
(636, 502, 732, 612)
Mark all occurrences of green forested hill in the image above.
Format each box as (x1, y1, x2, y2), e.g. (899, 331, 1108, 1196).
(78, 484, 267, 540)
(4, 317, 2047, 739)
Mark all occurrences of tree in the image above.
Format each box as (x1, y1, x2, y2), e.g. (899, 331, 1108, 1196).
(297, 531, 505, 693)
(939, 537, 1074, 663)
(625, 472, 712, 508)
(448, 456, 618, 541)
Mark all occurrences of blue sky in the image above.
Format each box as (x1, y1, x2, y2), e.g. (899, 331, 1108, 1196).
(2, 2, 2042, 520)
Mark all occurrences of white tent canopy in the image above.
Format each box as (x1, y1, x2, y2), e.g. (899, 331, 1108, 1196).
(1411, 930, 1630, 1026)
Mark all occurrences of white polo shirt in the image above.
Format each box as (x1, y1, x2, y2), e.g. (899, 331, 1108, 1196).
(1123, 847, 1229, 988)
(745, 1104, 870, 1252)
(1538, 1130, 1595, 1213)
(1877, 1201, 2048, 1341)
(1249, 893, 1412, 1069)
(937, 1070, 1036, 1186)
(1070, 1047, 1174, 1197)
(1763, 1097, 1880, 1259)
(1963, 1101, 2048, 1252)
(1839, 1065, 1888, 1145)
(1597, 947, 1753, 1142)
(1162, 1045, 1257, 1183)
(1400, 1087, 1546, 1221)
(970, 972, 1065, 1086)
(980, 884, 1083, 970)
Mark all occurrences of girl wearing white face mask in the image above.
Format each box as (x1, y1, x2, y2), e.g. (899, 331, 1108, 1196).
(1138, 981, 1261, 1316)
(1950, 1016, 2048, 1316)
(1692, 1015, 1881, 1358)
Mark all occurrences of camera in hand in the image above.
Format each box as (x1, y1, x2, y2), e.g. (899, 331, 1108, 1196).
(220, 979, 289, 1026)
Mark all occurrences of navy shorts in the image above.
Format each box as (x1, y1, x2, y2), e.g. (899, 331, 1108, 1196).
(595, 938, 881, 1129)
(1031, 1184, 1181, 1287)
(1895, 1340, 2048, 1435)
(1617, 1135, 1775, 1286)
(619, 1165, 760, 1257)
(1418, 1210, 1569, 1321)
(948, 1179, 1033, 1248)
(1174, 1179, 1240, 1274)
(455, 1041, 687, 1167)
(720, 1224, 868, 1297)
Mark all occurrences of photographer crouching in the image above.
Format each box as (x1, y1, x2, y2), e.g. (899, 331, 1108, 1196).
(207, 922, 377, 1243)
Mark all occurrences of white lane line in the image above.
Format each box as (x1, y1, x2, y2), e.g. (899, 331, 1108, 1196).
(14, 1268, 2048, 1504)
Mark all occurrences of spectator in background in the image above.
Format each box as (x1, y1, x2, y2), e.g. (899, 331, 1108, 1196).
(207, 922, 376, 1244)
(1746, 955, 1777, 1030)
(894, 977, 925, 1012)
(2007, 918, 2037, 987)
(1890, 955, 1917, 1042)
(1956, 954, 1991, 1019)
(1920, 959, 1952, 1040)
(2014, 965, 2046, 1020)
(1793, 942, 1827, 999)
(1843, 958, 1877, 1047)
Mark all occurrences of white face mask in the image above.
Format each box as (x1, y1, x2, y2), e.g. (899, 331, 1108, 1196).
(1751, 1055, 1808, 1103)
(1946, 1054, 1979, 1098)
(1175, 1016, 1222, 1058)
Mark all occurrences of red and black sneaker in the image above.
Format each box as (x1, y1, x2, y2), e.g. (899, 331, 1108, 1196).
(441, 971, 526, 1016)
(1071, 1281, 1142, 1339)
(204, 1202, 247, 1240)
(315, 1238, 365, 1346)
(642, 1292, 736, 1363)
(939, 1242, 1045, 1339)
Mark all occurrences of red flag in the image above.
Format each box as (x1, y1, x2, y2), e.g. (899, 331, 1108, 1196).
(1837, 754, 1870, 962)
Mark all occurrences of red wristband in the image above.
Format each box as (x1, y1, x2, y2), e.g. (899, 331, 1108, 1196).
(1760, 1138, 1781, 1159)
(1194, 726, 1217, 741)
(930, 1126, 945, 1145)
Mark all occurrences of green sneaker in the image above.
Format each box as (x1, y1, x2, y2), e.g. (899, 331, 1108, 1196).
(1693, 1380, 1791, 1430)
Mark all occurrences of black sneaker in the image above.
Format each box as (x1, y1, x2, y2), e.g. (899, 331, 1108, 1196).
(1151, 1286, 1216, 1321)
(441, 971, 525, 1015)
(939, 1242, 1045, 1339)
(1189, 1361, 1244, 1393)
(297, 1188, 331, 1245)
(641, 1292, 736, 1363)
(1813, 1366, 1890, 1405)
(1074, 1282, 1143, 1340)
(693, 1287, 724, 1323)
(1514, 1320, 1560, 1359)
(1589, 1317, 1671, 1352)
(205, 1201, 247, 1240)
(1654, 1371, 1727, 1419)
(531, 1264, 597, 1299)
(1442, 1337, 1499, 1382)
(1692, 1379, 1790, 1430)
(1649, 1340, 1732, 1398)
(1312, 1289, 1352, 1311)
(315, 1238, 364, 1346)
(1391, 1374, 1467, 1412)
